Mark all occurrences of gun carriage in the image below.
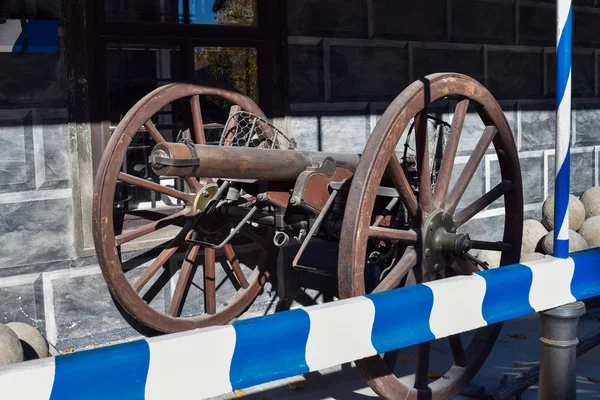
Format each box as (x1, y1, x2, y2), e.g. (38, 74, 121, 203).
(93, 73, 523, 399)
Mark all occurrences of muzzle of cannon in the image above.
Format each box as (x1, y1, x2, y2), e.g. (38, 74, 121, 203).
(92, 74, 524, 400)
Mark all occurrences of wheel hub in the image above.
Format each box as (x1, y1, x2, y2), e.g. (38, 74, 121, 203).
(422, 210, 473, 273)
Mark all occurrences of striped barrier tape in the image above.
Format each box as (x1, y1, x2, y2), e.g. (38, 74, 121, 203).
(554, 0, 572, 258)
(1, 248, 599, 399)
(0, 20, 58, 53)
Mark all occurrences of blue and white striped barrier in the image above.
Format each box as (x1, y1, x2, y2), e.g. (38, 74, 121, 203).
(554, 0, 572, 258)
(1, 248, 599, 400)
(0, 20, 58, 53)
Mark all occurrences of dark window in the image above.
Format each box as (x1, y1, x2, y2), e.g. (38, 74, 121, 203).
(86, 0, 283, 217)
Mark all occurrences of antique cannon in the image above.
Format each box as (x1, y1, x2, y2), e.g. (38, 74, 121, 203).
(93, 73, 523, 399)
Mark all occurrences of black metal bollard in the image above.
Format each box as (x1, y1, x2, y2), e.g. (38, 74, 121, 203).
(538, 301, 586, 400)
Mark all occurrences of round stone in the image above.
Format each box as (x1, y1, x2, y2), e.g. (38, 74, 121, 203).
(577, 216, 600, 248)
(580, 187, 600, 219)
(521, 219, 548, 256)
(541, 229, 589, 254)
(477, 250, 501, 269)
(542, 194, 586, 231)
(520, 252, 545, 262)
(0, 323, 24, 365)
(6, 322, 49, 360)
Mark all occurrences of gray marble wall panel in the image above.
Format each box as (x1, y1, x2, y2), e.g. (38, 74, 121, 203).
(0, 110, 34, 192)
(491, 153, 545, 206)
(574, 8, 600, 47)
(518, 2, 554, 46)
(574, 101, 600, 146)
(410, 43, 484, 84)
(570, 149, 596, 195)
(0, 197, 74, 267)
(0, 279, 39, 327)
(458, 101, 517, 156)
(50, 268, 162, 349)
(520, 101, 556, 151)
(459, 215, 505, 243)
(33, 110, 70, 190)
(370, 0, 446, 41)
(319, 114, 368, 153)
(450, 0, 514, 44)
(524, 206, 543, 222)
(328, 41, 407, 101)
(487, 47, 544, 99)
(0, 51, 66, 106)
(288, 39, 324, 103)
(287, 0, 368, 38)
(288, 104, 370, 153)
(289, 115, 320, 151)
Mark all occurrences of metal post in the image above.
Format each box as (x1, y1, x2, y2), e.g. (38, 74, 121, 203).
(538, 3, 580, 399)
(553, 0, 572, 258)
(538, 302, 585, 400)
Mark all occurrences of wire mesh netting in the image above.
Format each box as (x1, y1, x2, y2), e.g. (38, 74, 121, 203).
(219, 110, 296, 150)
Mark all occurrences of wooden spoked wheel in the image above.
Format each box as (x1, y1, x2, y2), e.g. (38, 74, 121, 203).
(93, 83, 275, 333)
(337, 73, 523, 399)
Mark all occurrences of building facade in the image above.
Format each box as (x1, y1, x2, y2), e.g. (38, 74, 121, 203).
(1, 0, 600, 351)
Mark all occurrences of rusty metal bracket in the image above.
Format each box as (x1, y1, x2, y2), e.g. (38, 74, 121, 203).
(292, 188, 339, 276)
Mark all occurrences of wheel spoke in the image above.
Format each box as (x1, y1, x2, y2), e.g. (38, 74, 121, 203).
(368, 227, 419, 243)
(405, 268, 418, 286)
(144, 120, 166, 144)
(133, 246, 179, 293)
(415, 109, 433, 213)
(414, 342, 431, 390)
(190, 95, 206, 145)
(386, 154, 419, 220)
(434, 99, 469, 208)
(115, 209, 189, 246)
(373, 247, 417, 293)
(185, 178, 202, 192)
(453, 180, 512, 227)
(470, 240, 512, 252)
(446, 126, 497, 213)
(223, 244, 250, 289)
(118, 172, 195, 204)
(223, 105, 242, 145)
(204, 248, 217, 314)
(168, 244, 200, 317)
(132, 224, 193, 293)
(448, 334, 466, 367)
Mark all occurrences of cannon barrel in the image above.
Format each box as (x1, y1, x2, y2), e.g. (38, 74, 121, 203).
(149, 143, 361, 181)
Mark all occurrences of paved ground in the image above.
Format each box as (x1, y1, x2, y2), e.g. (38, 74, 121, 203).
(212, 310, 600, 400)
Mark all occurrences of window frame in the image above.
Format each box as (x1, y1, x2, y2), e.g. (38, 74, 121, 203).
(66, 0, 287, 257)
(88, 0, 286, 173)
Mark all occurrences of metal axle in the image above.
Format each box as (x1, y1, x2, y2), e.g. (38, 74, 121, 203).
(149, 143, 361, 181)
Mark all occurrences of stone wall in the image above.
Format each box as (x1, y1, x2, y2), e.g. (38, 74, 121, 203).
(285, 0, 600, 242)
(2, 0, 600, 352)
(0, 0, 80, 348)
